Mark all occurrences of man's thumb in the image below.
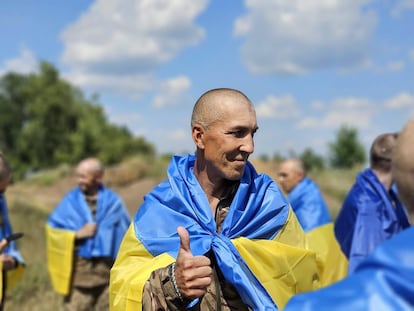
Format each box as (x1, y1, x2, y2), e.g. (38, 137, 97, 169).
(177, 226, 192, 254)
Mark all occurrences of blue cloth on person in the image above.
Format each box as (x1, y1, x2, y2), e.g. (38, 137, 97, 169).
(0, 194, 24, 263)
(134, 154, 291, 310)
(47, 185, 130, 259)
(288, 177, 331, 232)
(284, 226, 414, 311)
(334, 168, 410, 273)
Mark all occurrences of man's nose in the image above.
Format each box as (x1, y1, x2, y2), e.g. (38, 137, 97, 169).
(240, 135, 254, 154)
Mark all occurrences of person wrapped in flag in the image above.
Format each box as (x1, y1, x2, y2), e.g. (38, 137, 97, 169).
(277, 158, 348, 286)
(284, 118, 414, 311)
(46, 158, 131, 310)
(110, 88, 321, 311)
(0, 153, 25, 311)
(334, 132, 410, 274)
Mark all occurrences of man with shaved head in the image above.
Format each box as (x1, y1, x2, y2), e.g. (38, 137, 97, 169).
(284, 118, 414, 311)
(110, 88, 320, 310)
(277, 158, 332, 232)
(334, 132, 410, 274)
(46, 157, 131, 310)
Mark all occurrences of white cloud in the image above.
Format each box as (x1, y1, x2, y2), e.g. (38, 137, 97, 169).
(60, 0, 208, 95)
(234, 0, 376, 75)
(63, 71, 155, 99)
(311, 100, 325, 111)
(384, 92, 414, 108)
(297, 97, 375, 129)
(0, 47, 38, 76)
(391, 0, 414, 17)
(410, 49, 414, 61)
(256, 94, 300, 119)
(110, 112, 143, 130)
(296, 117, 321, 129)
(324, 98, 375, 128)
(152, 75, 191, 108)
(387, 61, 405, 72)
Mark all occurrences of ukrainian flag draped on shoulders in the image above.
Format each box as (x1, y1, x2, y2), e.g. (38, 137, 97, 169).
(110, 154, 320, 311)
(287, 177, 348, 286)
(288, 177, 331, 232)
(46, 185, 130, 295)
(284, 226, 414, 311)
(334, 168, 410, 273)
(0, 194, 25, 300)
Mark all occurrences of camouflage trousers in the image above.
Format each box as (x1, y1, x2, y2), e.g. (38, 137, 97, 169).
(63, 284, 109, 311)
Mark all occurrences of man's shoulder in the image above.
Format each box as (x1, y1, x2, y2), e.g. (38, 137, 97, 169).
(99, 185, 121, 197)
(60, 187, 80, 201)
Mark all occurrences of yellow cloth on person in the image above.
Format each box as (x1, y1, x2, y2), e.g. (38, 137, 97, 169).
(110, 211, 320, 311)
(305, 222, 348, 287)
(0, 256, 25, 302)
(45, 226, 75, 295)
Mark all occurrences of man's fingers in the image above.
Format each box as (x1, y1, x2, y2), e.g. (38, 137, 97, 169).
(180, 276, 212, 297)
(192, 255, 211, 267)
(177, 226, 192, 254)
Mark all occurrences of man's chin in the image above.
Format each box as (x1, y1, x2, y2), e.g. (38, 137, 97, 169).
(226, 168, 245, 181)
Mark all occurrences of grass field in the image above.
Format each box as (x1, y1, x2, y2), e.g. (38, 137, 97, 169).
(3, 156, 360, 310)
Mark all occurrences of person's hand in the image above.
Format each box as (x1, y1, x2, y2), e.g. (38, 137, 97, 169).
(0, 254, 16, 270)
(76, 222, 97, 239)
(0, 238, 7, 253)
(174, 226, 212, 299)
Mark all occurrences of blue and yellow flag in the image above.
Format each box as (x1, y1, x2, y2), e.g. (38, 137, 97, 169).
(110, 154, 320, 311)
(46, 185, 130, 295)
(288, 177, 331, 232)
(284, 226, 414, 310)
(284, 177, 347, 286)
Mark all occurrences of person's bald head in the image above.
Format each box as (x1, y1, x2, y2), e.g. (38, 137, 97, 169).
(191, 88, 254, 130)
(190, 88, 258, 184)
(392, 119, 414, 222)
(75, 158, 104, 194)
(277, 158, 306, 194)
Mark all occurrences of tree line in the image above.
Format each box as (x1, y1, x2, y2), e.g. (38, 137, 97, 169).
(0, 61, 366, 180)
(0, 62, 155, 180)
(267, 125, 367, 172)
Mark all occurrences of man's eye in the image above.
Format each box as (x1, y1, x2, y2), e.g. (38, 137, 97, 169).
(229, 130, 243, 137)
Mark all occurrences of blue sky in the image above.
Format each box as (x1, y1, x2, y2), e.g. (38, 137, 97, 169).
(1, 0, 413, 159)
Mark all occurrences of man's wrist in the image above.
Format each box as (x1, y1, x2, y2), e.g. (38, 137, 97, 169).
(160, 264, 195, 308)
(170, 262, 183, 301)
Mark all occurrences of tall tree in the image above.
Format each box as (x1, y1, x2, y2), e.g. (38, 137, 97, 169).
(328, 125, 366, 168)
(300, 148, 325, 172)
(0, 61, 155, 179)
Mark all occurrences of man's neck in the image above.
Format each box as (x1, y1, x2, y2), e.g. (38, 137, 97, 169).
(373, 169, 392, 190)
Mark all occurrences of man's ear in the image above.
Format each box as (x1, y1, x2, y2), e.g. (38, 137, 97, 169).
(192, 125, 205, 149)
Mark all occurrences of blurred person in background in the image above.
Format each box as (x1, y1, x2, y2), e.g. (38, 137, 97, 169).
(284, 118, 414, 311)
(277, 158, 347, 286)
(334, 132, 410, 274)
(0, 153, 25, 311)
(277, 158, 331, 232)
(46, 157, 130, 311)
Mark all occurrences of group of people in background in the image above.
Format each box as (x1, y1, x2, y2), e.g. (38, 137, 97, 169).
(0, 88, 412, 310)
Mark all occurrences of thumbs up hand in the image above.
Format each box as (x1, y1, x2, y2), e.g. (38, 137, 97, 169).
(174, 226, 212, 299)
